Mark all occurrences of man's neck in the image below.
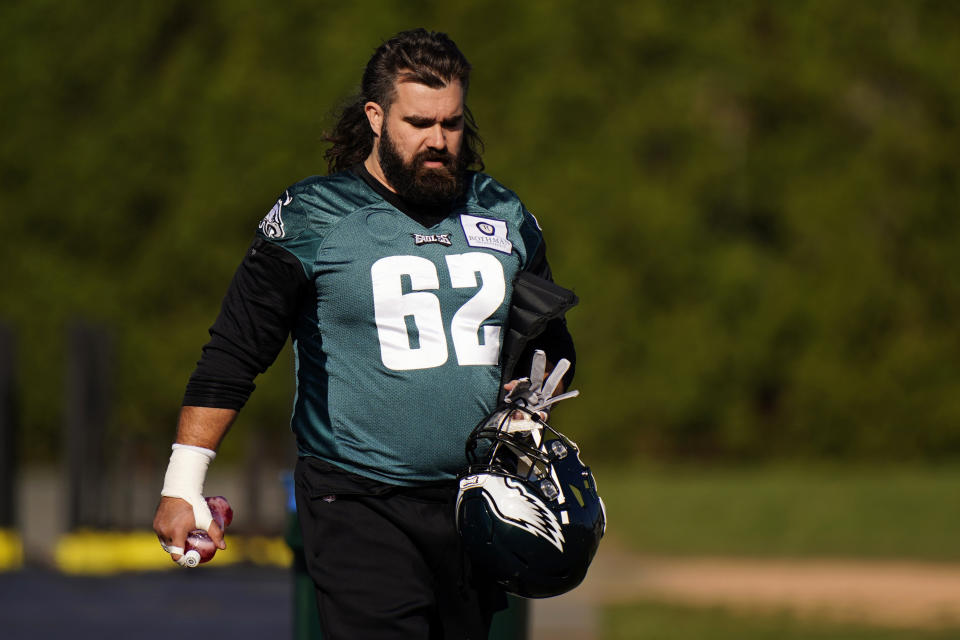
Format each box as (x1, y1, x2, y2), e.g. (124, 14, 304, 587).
(363, 155, 396, 194)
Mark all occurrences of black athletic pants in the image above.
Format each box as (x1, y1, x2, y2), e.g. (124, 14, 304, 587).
(294, 457, 507, 639)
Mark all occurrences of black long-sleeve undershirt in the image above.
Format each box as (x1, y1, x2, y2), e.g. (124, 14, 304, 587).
(183, 237, 308, 409)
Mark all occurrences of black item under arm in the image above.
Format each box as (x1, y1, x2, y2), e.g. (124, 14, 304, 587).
(506, 239, 578, 388)
(182, 238, 309, 409)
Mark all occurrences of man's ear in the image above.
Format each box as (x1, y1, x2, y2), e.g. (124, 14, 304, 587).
(364, 101, 384, 137)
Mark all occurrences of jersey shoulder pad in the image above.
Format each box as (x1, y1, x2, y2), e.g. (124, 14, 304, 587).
(466, 172, 544, 267)
(256, 172, 378, 243)
(467, 173, 526, 222)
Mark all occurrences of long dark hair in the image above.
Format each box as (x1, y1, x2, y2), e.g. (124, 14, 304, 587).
(324, 29, 484, 174)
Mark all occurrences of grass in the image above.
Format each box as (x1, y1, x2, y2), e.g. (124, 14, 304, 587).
(603, 601, 960, 640)
(595, 463, 960, 560)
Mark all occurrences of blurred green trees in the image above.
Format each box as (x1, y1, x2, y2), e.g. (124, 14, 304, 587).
(2, 1, 958, 462)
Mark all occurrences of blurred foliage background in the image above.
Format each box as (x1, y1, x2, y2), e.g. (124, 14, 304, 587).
(2, 0, 958, 466)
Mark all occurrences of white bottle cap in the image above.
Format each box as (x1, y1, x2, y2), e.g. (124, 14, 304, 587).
(183, 550, 201, 568)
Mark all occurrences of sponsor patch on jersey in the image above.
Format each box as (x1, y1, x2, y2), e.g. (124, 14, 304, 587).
(258, 190, 292, 239)
(411, 232, 452, 247)
(460, 214, 512, 254)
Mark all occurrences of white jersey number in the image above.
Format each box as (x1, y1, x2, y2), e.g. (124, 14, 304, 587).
(371, 252, 505, 371)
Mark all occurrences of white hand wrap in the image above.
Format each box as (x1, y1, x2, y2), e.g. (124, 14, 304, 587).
(160, 443, 216, 531)
(161, 542, 199, 568)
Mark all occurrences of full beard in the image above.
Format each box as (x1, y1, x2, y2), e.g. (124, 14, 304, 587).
(378, 125, 467, 208)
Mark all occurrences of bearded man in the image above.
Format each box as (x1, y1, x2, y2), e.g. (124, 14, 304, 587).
(153, 29, 576, 639)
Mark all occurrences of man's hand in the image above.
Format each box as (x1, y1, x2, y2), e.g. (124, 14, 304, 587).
(154, 496, 225, 565)
(503, 349, 579, 416)
(155, 408, 236, 566)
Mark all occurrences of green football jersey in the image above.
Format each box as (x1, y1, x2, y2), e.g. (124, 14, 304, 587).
(258, 170, 545, 485)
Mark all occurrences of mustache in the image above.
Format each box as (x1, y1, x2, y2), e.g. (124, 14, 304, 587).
(414, 149, 456, 168)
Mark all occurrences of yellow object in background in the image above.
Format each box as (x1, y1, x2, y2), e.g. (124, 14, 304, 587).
(0, 528, 24, 570)
(54, 530, 292, 575)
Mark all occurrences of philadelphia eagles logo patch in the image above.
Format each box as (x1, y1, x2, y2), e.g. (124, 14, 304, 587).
(412, 233, 452, 246)
(259, 191, 292, 239)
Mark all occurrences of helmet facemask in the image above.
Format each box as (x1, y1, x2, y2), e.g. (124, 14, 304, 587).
(464, 405, 576, 505)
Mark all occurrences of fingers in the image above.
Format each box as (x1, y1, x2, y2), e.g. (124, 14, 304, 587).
(161, 543, 194, 568)
(503, 378, 532, 403)
(154, 496, 195, 564)
(159, 538, 187, 565)
(207, 519, 226, 551)
(504, 354, 578, 415)
(161, 544, 199, 568)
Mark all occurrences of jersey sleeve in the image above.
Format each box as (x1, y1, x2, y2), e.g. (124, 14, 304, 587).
(255, 188, 319, 279)
(182, 189, 314, 409)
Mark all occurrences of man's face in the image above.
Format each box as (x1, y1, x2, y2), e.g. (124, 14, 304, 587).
(376, 79, 467, 207)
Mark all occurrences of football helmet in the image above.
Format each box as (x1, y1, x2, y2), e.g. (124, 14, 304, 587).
(456, 402, 606, 598)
